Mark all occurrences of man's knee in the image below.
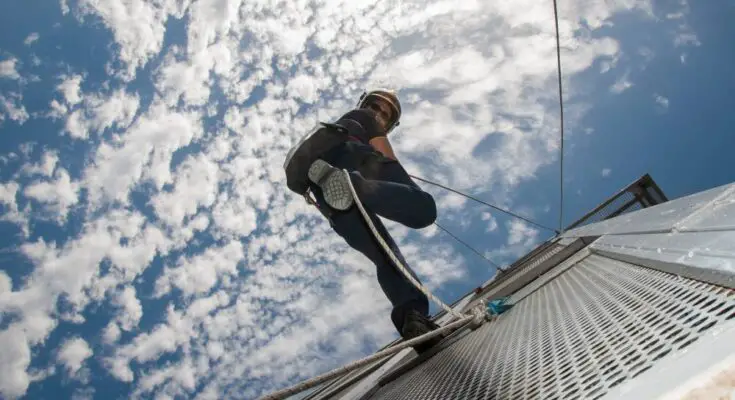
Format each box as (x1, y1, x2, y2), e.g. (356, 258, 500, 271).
(406, 192, 437, 229)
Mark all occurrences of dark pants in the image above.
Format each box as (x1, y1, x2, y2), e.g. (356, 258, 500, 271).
(310, 142, 437, 334)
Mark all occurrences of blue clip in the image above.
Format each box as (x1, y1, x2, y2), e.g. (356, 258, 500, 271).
(487, 297, 513, 316)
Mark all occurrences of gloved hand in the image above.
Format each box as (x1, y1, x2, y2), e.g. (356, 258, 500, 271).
(336, 108, 384, 141)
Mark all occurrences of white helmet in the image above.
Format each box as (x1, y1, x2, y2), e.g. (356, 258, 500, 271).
(356, 88, 402, 133)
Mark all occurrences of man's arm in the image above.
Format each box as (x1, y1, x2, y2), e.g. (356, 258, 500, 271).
(369, 136, 398, 161)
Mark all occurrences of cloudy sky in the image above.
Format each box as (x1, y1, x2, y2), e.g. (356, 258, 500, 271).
(1, 0, 733, 399)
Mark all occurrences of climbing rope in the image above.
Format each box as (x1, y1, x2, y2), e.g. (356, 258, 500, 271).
(552, 0, 566, 233)
(257, 311, 482, 400)
(258, 169, 489, 400)
(433, 222, 506, 272)
(347, 170, 466, 321)
(409, 174, 560, 234)
(266, 3, 571, 397)
(409, 0, 568, 235)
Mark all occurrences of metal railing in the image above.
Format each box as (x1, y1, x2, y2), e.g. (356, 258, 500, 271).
(564, 173, 668, 231)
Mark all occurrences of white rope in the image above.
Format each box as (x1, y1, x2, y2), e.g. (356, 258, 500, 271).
(258, 313, 480, 400)
(258, 169, 484, 400)
(260, 170, 486, 400)
(343, 169, 467, 320)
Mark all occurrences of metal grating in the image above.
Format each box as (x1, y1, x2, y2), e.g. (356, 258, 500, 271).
(367, 254, 735, 400)
(481, 244, 565, 300)
(507, 249, 589, 305)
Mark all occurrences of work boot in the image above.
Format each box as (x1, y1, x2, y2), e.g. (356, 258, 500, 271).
(308, 159, 354, 211)
(401, 309, 445, 354)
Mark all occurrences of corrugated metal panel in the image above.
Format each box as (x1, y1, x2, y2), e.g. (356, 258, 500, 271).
(675, 185, 735, 232)
(562, 183, 735, 238)
(589, 231, 735, 290)
(365, 253, 735, 400)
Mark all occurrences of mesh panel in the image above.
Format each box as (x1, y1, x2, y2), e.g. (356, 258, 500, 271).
(367, 254, 735, 400)
(578, 191, 638, 227)
(507, 250, 587, 305)
(483, 244, 564, 300)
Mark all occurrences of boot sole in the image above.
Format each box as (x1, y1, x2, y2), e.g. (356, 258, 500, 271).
(308, 159, 354, 211)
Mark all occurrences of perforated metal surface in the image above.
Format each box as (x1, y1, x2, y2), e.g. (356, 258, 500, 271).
(482, 244, 564, 300)
(507, 249, 590, 305)
(367, 254, 735, 400)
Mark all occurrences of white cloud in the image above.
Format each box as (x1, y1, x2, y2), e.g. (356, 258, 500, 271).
(106, 305, 194, 383)
(154, 48, 216, 107)
(57, 74, 84, 106)
(654, 93, 670, 109)
(154, 241, 243, 297)
(48, 99, 68, 120)
(0, 93, 29, 125)
(507, 220, 539, 247)
(486, 220, 541, 263)
(287, 74, 319, 104)
(103, 323, 122, 344)
(21, 151, 59, 177)
(63, 88, 140, 139)
(150, 153, 220, 228)
(113, 286, 143, 331)
(57, 337, 93, 376)
(670, 6, 700, 48)
(0, 271, 11, 294)
(481, 212, 498, 232)
(0, 181, 19, 211)
(602, 168, 612, 177)
(0, 181, 28, 235)
(82, 100, 202, 207)
(0, 328, 32, 399)
(610, 70, 633, 93)
(23, 168, 80, 223)
(24, 33, 40, 46)
(0, 208, 178, 396)
(0, 58, 21, 80)
(76, 0, 190, 80)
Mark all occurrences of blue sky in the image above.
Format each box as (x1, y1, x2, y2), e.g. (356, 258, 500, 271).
(0, 0, 733, 399)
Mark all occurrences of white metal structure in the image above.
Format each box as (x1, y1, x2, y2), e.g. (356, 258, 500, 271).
(299, 181, 735, 400)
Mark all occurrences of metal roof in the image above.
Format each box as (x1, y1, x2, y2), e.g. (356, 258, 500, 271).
(301, 178, 735, 400)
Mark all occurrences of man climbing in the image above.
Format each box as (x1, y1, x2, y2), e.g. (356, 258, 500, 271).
(284, 89, 444, 353)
